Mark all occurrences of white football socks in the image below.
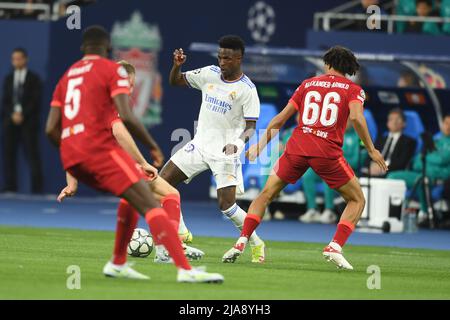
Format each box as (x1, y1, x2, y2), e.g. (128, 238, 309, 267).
(221, 203, 263, 246)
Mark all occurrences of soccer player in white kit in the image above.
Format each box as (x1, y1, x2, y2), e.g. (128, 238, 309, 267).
(160, 35, 265, 263)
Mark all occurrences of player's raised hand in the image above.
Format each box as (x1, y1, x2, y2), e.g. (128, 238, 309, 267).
(246, 144, 261, 161)
(140, 162, 158, 181)
(150, 148, 165, 168)
(368, 148, 388, 173)
(173, 48, 187, 66)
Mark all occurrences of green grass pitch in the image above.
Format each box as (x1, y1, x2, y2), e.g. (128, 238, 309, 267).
(1, 225, 449, 299)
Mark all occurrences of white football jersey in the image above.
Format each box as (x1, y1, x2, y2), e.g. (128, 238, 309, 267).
(183, 65, 260, 159)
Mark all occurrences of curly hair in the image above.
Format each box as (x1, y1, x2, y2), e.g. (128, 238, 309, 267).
(323, 46, 360, 76)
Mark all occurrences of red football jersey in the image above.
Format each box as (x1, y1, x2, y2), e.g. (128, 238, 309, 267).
(285, 74, 365, 159)
(51, 55, 130, 169)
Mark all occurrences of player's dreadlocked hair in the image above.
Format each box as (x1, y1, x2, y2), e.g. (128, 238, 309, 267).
(218, 35, 245, 56)
(323, 46, 360, 76)
(82, 25, 110, 47)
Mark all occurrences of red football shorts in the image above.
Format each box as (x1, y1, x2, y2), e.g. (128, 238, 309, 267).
(67, 148, 147, 196)
(274, 152, 355, 189)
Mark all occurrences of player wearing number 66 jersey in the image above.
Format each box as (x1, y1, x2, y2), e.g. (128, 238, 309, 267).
(223, 46, 388, 269)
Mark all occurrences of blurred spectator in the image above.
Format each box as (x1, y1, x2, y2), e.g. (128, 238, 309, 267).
(1, 48, 43, 193)
(404, 0, 441, 35)
(300, 120, 364, 224)
(397, 70, 422, 88)
(363, 108, 417, 177)
(388, 113, 450, 221)
(0, 1, 94, 20)
(22, 0, 52, 19)
(0, 0, 51, 19)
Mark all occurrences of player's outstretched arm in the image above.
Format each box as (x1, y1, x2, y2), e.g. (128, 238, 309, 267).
(112, 121, 158, 180)
(45, 107, 62, 147)
(113, 94, 163, 165)
(349, 101, 388, 172)
(169, 48, 188, 86)
(246, 102, 297, 161)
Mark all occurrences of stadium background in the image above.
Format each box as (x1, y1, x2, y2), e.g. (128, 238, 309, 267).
(0, 0, 443, 198)
(1, 0, 450, 300)
(0, 0, 339, 198)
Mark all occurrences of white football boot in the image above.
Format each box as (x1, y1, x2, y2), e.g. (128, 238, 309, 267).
(222, 237, 247, 263)
(103, 261, 150, 280)
(183, 244, 205, 261)
(154, 244, 204, 263)
(177, 266, 224, 283)
(153, 245, 173, 264)
(299, 209, 321, 223)
(322, 242, 353, 270)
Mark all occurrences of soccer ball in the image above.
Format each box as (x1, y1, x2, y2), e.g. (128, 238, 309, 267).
(127, 228, 154, 258)
(247, 1, 276, 43)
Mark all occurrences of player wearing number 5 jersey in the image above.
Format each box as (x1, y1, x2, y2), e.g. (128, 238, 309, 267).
(223, 46, 388, 269)
(46, 26, 223, 283)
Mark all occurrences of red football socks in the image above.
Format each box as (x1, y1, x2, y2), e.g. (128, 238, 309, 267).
(240, 214, 262, 239)
(332, 220, 355, 247)
(112, 199, 139, 265)
(161, 194, 181, 231)
(145, 208, 191, 270)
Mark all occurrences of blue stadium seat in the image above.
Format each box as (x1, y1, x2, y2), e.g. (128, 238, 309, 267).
(243, 163, 264, 189)
(403, 110, 425, 154)
(432, 185, 444, 200)
(256, 103, 278, 131)
(283, 179, 302, 194)
(241, 103, 278, 189)
(364, 109, 378, 141)
(434, 132, 443, 140)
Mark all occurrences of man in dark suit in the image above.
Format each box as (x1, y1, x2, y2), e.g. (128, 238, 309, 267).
(365, 108, 416, 177)
(1, 48, 43, 193)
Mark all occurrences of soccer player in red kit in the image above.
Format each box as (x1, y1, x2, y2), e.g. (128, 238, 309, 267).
(223, 46, 388, 269)
(45, 25, 223, 283)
